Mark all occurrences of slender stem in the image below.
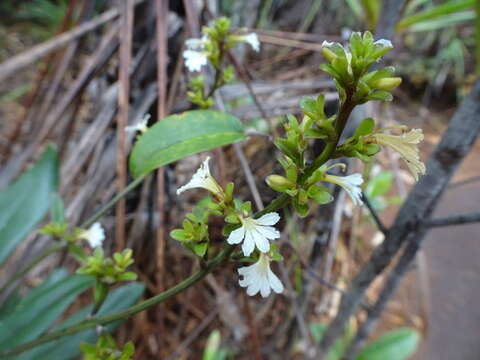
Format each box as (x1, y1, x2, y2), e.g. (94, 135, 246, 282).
(1, 245, 234, 357)
(303, 95, 356, 180)
(0, 243, 66, 294)
(361, 192, 388, 234)
(81, 175, 146, 228)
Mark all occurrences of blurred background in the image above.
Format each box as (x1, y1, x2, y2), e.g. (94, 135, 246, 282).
(0, 0, 478, 359)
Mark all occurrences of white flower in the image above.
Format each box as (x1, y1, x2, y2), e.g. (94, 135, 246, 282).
(227, 212, 280, 256)
(371, 128, 425, 180)
(183, 36, 209, 72)
(324, 173, 364, 206)
(374, 39, 393, 48)
(238, 254, 284, 297)
(125, 114, 150, 133)
(176, 157, 224, 197)
(79, 222, 105, 248)
(242, 33, 260, 52)
(183, 50, 208, 72)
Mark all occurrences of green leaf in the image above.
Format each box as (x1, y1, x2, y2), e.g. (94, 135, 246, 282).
(366, 171, 393, 198)
(397, 0, 474, 30)
(0, 145, 59, 264)
(14, 282, 145, 360)
(356, 328, 420, 360)
(355, 118, 375, 137)
(309, 323, 343, 360)
(129, 110, 245, 178)
(0, 269, 93, 351)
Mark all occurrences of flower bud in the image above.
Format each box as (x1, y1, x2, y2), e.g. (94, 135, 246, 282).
(373, 77, 402, 91)
(266, 175, 293, 193)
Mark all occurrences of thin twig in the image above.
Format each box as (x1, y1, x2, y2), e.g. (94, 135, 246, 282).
(155, 0, 169, 352)
(226, 52, 276, 136)
(423, 212, 480, 228)
(116, 0, 134, 251)
(361, 192, 388, 234)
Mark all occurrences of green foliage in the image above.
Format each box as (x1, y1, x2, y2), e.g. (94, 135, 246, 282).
(310, 322, 353, 360)
(356, 328, 420, 360)
(129, 110, 245, 178)
(14, 283, 144, 360)
(321, 32, 400, 104)
(202, 330, 228, 360)
(0, 145, 58, 264)
(397, 0, 475, 31)
(76, 248, 137, 285)
(80, 334, 135, 360)
(0, 269, 93, 352)
(310, 323, 420, 360)
(170, 201, 211, 257)
(336, 117, 380, 161)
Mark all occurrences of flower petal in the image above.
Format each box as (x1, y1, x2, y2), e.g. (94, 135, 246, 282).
(255, 212, 280, 226)
(242, 229, 255, 257)
(255, 225, 280, 240)
(252, 228, 270, 253)
(268, 269, 284, 294)
(227, 226, 245, 245)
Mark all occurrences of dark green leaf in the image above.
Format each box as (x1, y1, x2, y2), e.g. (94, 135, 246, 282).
(0, 269, 93, 351)
(50, 193, 65, 225)
(0, 145, 59, 264)
(14, 282, 145, 360)
(356, 328, 420, 360)
(129, 110, 245, 178)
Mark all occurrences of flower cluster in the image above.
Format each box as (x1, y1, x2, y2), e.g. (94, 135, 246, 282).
(182, 17, 260, 108)
(175, 157, 284, 298)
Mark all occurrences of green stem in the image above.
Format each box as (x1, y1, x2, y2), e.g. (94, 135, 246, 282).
(0, 243, 66, 294)
(1, 245, 234, 357)
(81, 175, 146, 228)
(302, 94, 356, 180)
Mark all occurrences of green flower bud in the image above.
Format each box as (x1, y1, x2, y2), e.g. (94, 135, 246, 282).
(266, 175, 293, 193)
(373, 77, 402, 91)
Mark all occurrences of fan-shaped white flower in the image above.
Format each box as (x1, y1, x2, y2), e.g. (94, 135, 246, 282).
(125, 114, 150, 133)
(176, 157, 224, 197)
(242, 33, 260, 52)
(324, 173, 364, 206)
(183, 49, 208, 72)
(371, 128, 425, 180)
(374, 39, 393, 48)
(79, 222, 105, 248)
(183, 36, 209, 72)
(227, 212, 280, 256)
(238, 254, 284, 297)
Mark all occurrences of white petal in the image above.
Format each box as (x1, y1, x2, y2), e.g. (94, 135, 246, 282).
(374, 39, 393, 48)
(183, 50, 207, 72)
(227, 226, 245, 245)
(322, 40, 334, 47)
(268, 270, 284, 294)
(254, 225, 280, 240)
(259, 279, 272, 298)
(344, 173, 364, 186)
(242, 229, 255, 256)
(254, 212, 280, 226)
(252, 229, 270, 253)
(243, 33, 260, 52)
(246, 280, 261, 296)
